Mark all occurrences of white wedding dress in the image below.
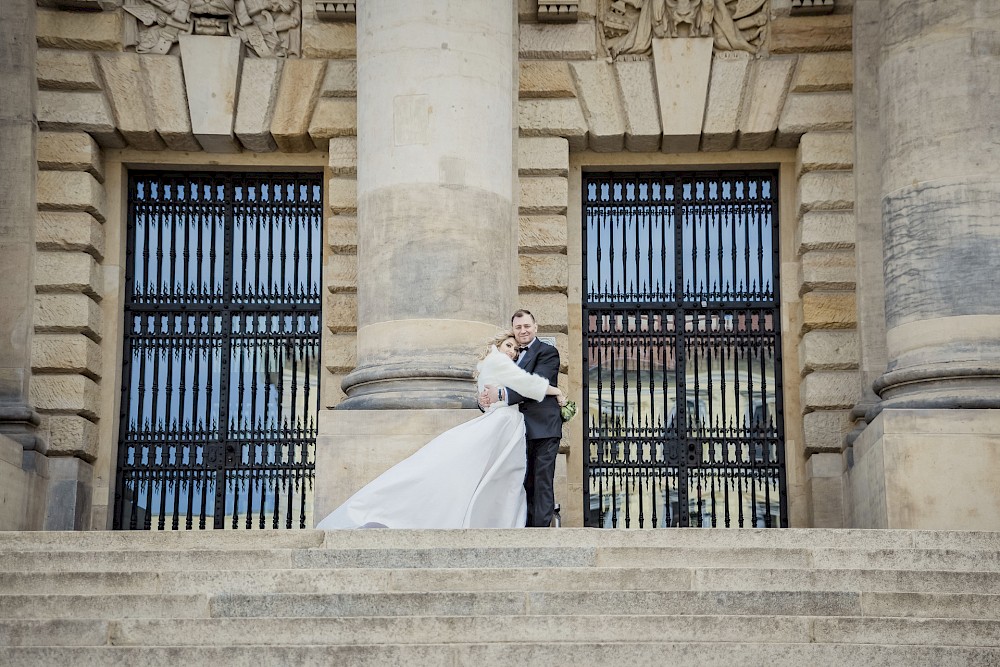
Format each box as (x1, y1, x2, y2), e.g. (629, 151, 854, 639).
(315, 348, 551, 529)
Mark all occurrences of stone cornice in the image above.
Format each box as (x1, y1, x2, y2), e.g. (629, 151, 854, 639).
(538, 1, 579, 23)
(315, 1, 356, 22)
(790, 0, 835, 16)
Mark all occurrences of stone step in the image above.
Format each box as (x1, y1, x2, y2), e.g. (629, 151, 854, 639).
(3, 642, 1000, 667)
(5, 590, 998, 621)
(3, 566, 1000, 596)
(4, 615, 1000, 648)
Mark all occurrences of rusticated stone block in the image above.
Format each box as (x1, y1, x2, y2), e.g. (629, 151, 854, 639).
(36, 212, 105, 261)
(302, 2, 356, 59)
(34, 252, 102, 300)
(517, 292, 568, 333)
(272, 59, 327, 153)
(234, 58, 283, 153)
(34, 293, 102, 342)
(44, 415, 99, 462)
(519, 62, 576, 99)
(801, 370, 860, 411)
(520, 254, 568, 293)
(326, 214, 357, 253)
(801, 291, 857, 332)
(31, 334, 102, 379)
(36, 49, 101, 91)
(96, 53, 166, 151)
(323, 334, 357, 373)
(36, 8, 122, 51)
(37, 132, 104, 182)
(325, 293, 357, 332)
(799, 249, 856, 293)
(36, 171, 106, 223)
(30, 374, 100, 420)
(776, 92, 854, 148)
(798, 131, 854, 175)
(770, 14, 852, 54)
(799, 330, 859, 374)
(37, 90, 124, 148)
(792, 53, 853, 93)
(614, 59, 660, 152)
(309, 98, 357, 150)
(519, 99, 588, 151)
(737, 57, 796, 151)
(519, 215, 567, 253)
(321, 60, 357, 97)
(325, 253, 357, 293)
(322, 370, 348, 408)
(797, 211, 855, 253)
(701, 54, 751, 152)
(519, 23, 596, 59)
(327, 178, 357, 214)
(141, 54, 200, 152)
(519, 177, 568, 215)
(803, 409, 852, 455)
(570, 60, 625, 152)
(798, 170, 854, 215)
(519, 137, 568, 176)
(328, 137, 358, 175)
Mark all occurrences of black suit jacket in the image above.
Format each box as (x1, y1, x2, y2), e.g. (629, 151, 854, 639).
(506, 339, 562, 440)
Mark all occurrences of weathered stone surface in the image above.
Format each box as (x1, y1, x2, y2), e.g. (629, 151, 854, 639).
(701, 55, 751, 152)
(801, 370, 860, 411)
(519, 62, 576, 99)
(798, 171, 854, 215)
(36, 172, 106, 223)
(29, 375, 100, 420)
(802, 291, 857, 332)
(323, 370, 348, 408)
(327, 178, 357, 214)
(323, 334, 357, 373)
(776, 92, 854, 148)
(519, 99, 587, 151)
(653, 37, 713, 153)
(519, 23, 596, 59)
(37, 91, 124, 148)
(517, 293, 568, 333)
(36, 50, 100, 91)
(33, 294, 102, 342)
(36, 8, 122, 51)
(519, 137, 568, 176)
(799, 249, 856, 292)
(738, 57, 796, 150)
(44, 415, 98, 462)
(140, 55, 200, 152)
(792, 53, 853, 93)
(797, 211, 855, 253)
(520, 254, 568, 292)
(326, 214, 357, 253)
(320, 61, 357, 97)
(36, 212, 105, 261)
(34, 252, 101, 300)
(180, 36, 242, 153)
(519, 215, 567, 253)
(96, 53, 165, 151)
(31, 334, 102, 378)
(613, 60, 660, 152)
(36, 132, 103, 182)
(799, 330, 860, 374)
(326, 137, 357, 176)
(803, 409, 852, 455)
(234, 59, 283, 154)
(325, 254, 357, 293)
(325, 293, 357, 332)
(520, 177, 568, 215)
(770, 14, 853, 54)
(272, 59, 327, 153)
(309, 98, 357, 150)
(798, 131, 853, 174)
(302, 1, 356, 59)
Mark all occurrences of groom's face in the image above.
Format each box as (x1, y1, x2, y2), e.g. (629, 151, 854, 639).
(512, 314, 537, 346)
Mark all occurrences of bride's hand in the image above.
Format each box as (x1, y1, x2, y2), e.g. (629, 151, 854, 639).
(555, 390, 567, 407)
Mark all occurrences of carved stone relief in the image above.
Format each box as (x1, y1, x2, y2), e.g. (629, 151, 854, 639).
(601, 0, 768, 59)
(123, 0, 301, 56)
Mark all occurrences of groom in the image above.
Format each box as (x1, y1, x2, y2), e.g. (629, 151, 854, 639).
(481, 309, 562, 527)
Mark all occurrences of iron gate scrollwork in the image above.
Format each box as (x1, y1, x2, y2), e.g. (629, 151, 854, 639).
(114, 172, 322, 530)
(583, 171, 787, 528)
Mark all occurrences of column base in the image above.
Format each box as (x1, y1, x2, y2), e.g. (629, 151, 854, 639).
(847, 409, 1000, 529)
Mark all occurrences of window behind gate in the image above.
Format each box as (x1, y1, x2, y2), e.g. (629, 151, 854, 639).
(114, 172, 322, 530)
(583, 171, 787, 528)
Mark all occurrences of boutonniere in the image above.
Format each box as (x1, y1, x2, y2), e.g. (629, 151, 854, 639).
(560, 400, 578, 423)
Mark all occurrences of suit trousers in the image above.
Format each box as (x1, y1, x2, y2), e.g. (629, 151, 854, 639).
(524, 435, 560, 527)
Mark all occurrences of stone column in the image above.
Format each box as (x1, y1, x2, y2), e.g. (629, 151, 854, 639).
(849, 0, 1000, 529)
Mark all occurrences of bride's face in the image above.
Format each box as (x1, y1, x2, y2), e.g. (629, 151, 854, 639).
(498, 337, 518, 360)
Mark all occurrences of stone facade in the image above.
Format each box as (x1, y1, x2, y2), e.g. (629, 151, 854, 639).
(2, 0, 998, 533)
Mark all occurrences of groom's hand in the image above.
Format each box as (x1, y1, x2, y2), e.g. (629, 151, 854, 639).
(478, 387, 493, 410)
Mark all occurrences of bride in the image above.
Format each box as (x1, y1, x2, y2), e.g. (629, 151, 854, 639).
(315, 331, 567, 529)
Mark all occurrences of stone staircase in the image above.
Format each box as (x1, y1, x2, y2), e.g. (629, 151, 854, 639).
(1, 529, 999, 665)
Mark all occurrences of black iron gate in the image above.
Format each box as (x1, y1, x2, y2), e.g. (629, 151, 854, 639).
(583, 171, 787, 528)
(113, 172, 322, 530)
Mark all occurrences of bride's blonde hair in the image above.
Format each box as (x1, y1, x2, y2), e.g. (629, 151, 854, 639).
(478, 330, 516, 361)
